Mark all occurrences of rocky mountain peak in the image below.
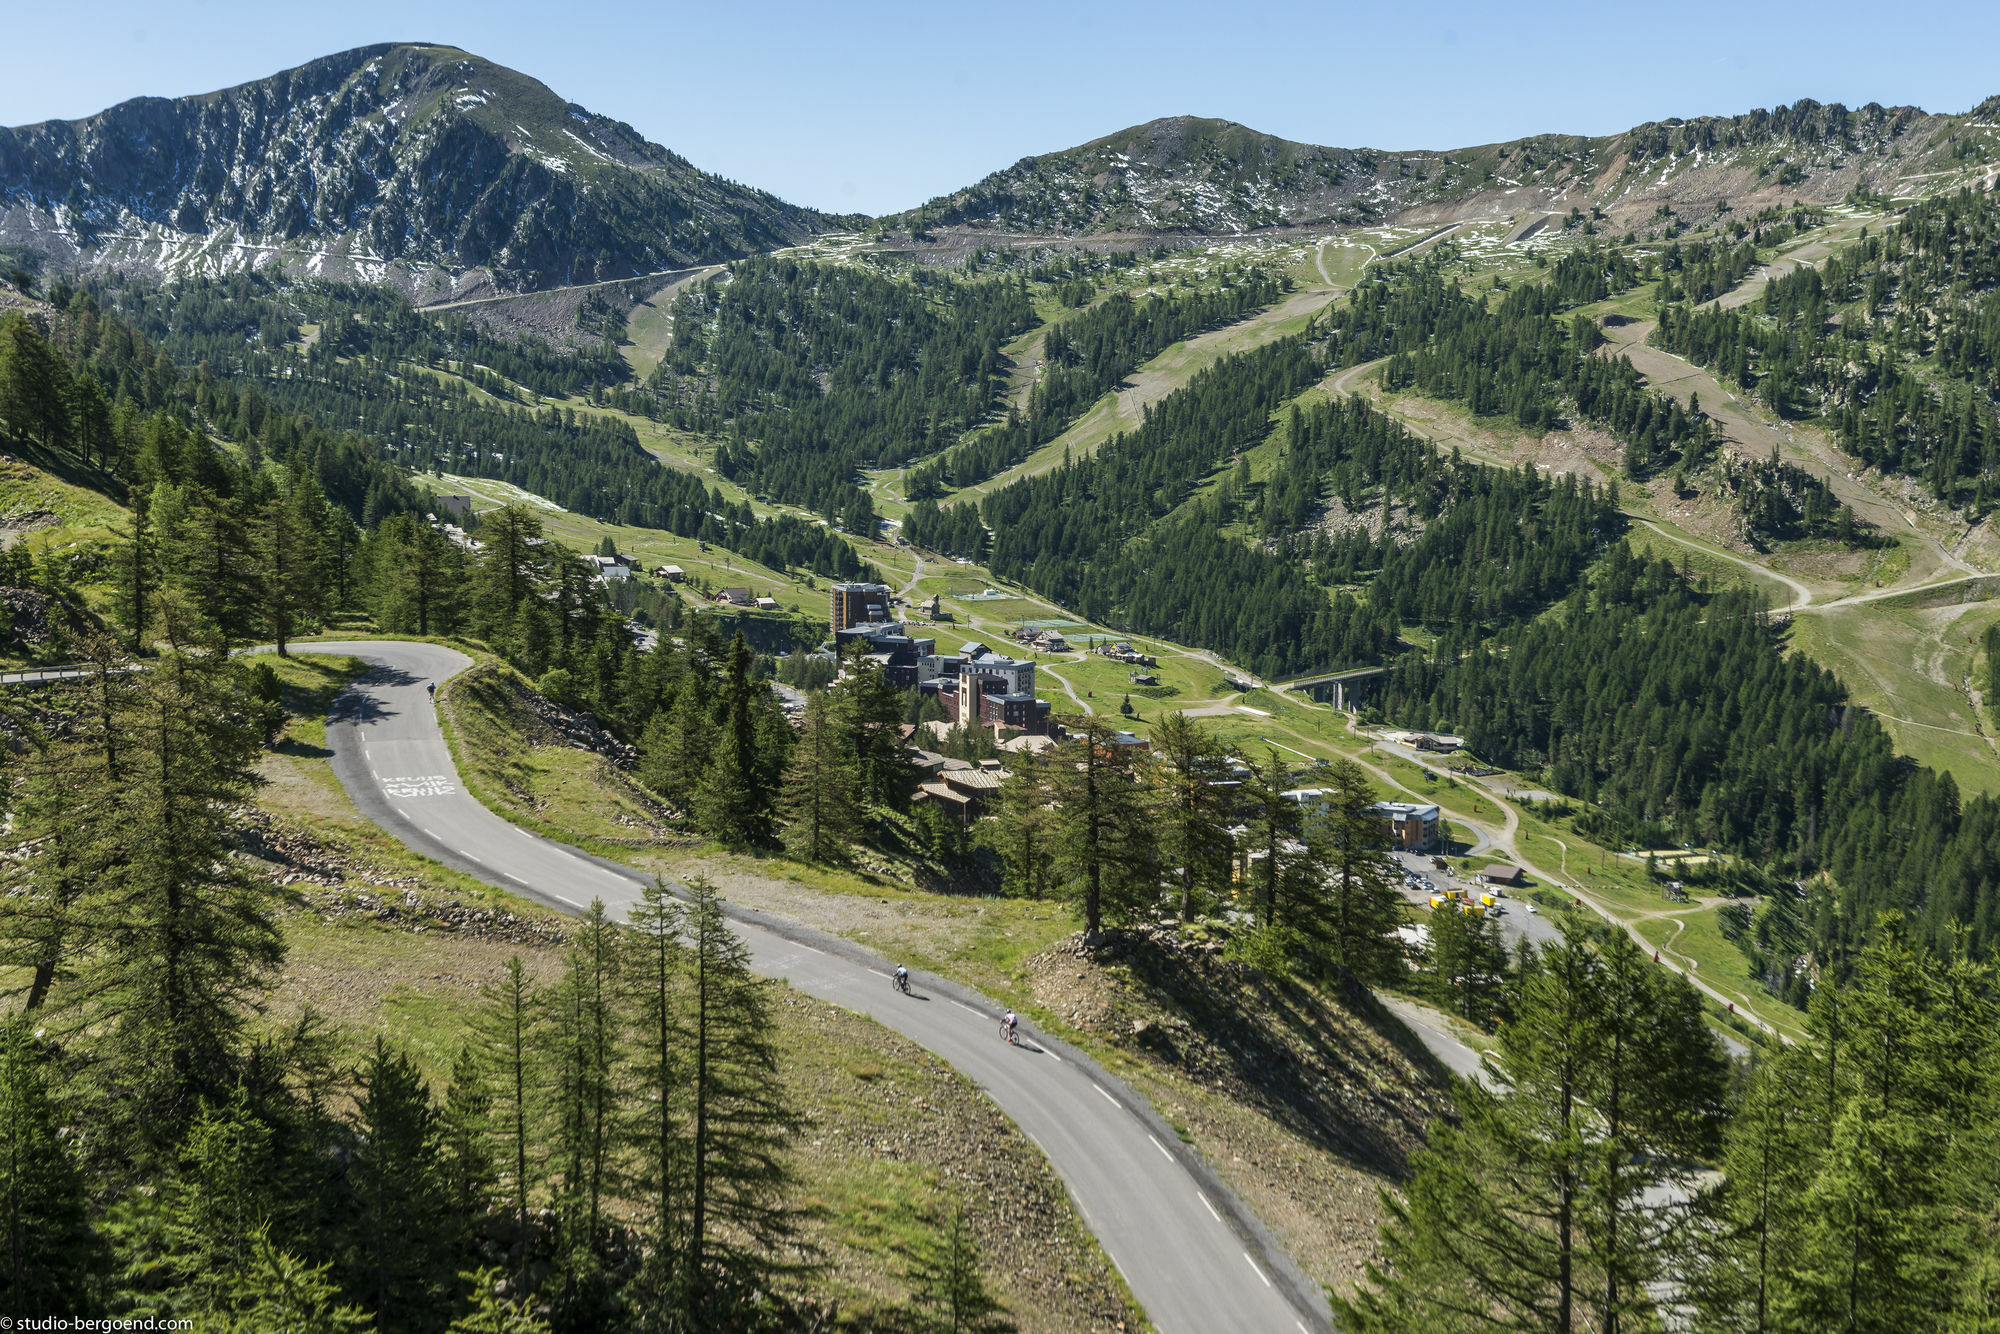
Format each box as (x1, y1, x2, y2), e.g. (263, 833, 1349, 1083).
(0, 43, 840, 299)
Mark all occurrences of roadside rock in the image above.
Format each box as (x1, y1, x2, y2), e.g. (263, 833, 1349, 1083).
(236, 805, 569, 946)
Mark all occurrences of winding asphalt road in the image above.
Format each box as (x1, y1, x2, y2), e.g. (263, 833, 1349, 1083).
(300, 642, 1332, 1334)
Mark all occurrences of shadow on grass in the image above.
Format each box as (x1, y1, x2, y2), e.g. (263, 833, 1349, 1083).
(1089, 931, 1445, 1180)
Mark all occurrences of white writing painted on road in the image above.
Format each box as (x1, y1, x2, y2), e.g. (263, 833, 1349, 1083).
(381, 775, 457, 798)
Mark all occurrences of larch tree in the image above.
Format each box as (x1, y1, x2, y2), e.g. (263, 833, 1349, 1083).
(1425, 898, 1509, 1027)
(639, 673, 713, 815)
(694, 635, 775, 847)
(256, 471, 331, 656)
(1339, 922, 1726, 1334)
(440, 1044, 498, 1230)
(0, 641, 132, 1015)
(1238, 747, 1311, 932)
(544, 899, 622, 1302)
(72, 648, 281, 1140)
(474, 956, 545, 1288)
(622, 880, 689, 1326)
(681, 876, 801, 1324)
(904, 1201, 1016, 1334)
(346, 1039, 451, 1328)
(471, 505, 546, 642)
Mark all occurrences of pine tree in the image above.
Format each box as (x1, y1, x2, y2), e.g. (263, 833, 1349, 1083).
(904, 1202, 1016, 1334)
(780, 692, 863, 864)
(1048, 716, 1158, 933)
(1301, 757, 1406, 984)
(985, 752, 1055, 900)
(694, 636, 774, 847)
(0, 1023, 101, 1316)
(347, 1039, 451, 1329)
(1147, 712, 1236, 922)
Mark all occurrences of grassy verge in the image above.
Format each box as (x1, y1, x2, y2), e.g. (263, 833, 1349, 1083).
(271, 915, 1143, 1332)
(1017, 932, 1449, 1298)
(245, 648, 557, 919)
(435, 658, 677, 850)
(250, 652, 1144, 1332)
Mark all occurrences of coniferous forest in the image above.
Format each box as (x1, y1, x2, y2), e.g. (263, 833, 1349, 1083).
(1651, 186, 2000, 508)
(12, 55, 2000, 1332)
(904, 267, 1290, 499)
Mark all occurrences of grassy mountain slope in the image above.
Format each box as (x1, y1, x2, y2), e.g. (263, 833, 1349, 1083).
(0, 43, 846, 298)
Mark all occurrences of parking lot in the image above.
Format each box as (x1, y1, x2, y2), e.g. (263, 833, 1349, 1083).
(1390, 849, 1568, 954)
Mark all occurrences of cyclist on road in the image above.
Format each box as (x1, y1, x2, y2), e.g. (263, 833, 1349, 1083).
(893, 964, 910, 994)
(1001, 1010, 1018, 1044)
(426, 682, 437, 700)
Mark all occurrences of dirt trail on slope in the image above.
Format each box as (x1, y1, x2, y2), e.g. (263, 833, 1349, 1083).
(955, 287, 1339, 502)
(1600, 320, 1990, 597)
(1112, 287, 1338, 427)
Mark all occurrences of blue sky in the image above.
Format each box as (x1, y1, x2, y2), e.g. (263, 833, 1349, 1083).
(4, 0, 1997, 215)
